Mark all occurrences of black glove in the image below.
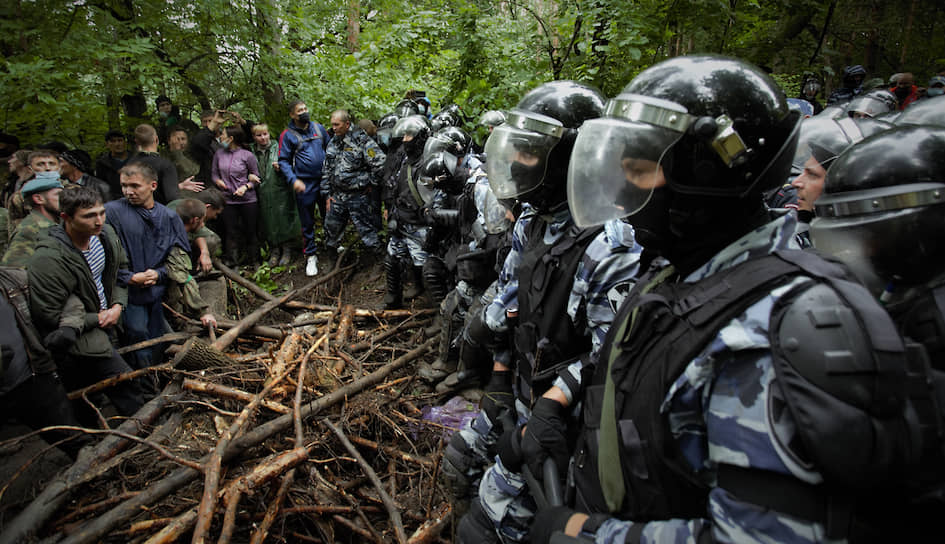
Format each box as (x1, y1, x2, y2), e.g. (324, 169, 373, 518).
(44, 326, 79, 354)
(530, 505, 579, 544)
(496, 425, 524, 472)
(479, 369, 513, 427)
(521, 397, 569, 480)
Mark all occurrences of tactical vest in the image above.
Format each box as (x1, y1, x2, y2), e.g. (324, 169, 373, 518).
(393, 157, 426, 224)
(0, 267, 55, 376)
(512, 217, 602, 407)
(574, 249, 940, 541)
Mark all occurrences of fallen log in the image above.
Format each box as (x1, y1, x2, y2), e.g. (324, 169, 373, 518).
(191, 344, 311, 544)
(57, 338, 436, 544)
(347, 434, 435, 469)
(348, 316, 433, 353)
(182, 379, 291, 414)
(0, 381, 182, 544)
(117, 331, 193, 355)
(218, 446, 312, 544)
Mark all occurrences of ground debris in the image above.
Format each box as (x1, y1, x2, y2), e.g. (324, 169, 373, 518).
(0, 267, 462, 544)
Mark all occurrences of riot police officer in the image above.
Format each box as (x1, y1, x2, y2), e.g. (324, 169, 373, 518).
(452, 81, 644, 544)
(531, 55, 924, 544)
(810, 125, 945, 541)
(384, 115, 440, 309)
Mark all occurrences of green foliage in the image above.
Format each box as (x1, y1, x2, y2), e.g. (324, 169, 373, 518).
(1, 0, 943, 154)
(251, 262, 288, 295)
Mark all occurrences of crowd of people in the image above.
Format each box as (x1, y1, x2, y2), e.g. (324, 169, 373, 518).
(1, 55, 944, 543)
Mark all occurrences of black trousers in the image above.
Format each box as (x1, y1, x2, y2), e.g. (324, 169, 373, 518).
(58, 351, 146, 427)
(0, 372, 92, 459)
(221, 201, 260, 264)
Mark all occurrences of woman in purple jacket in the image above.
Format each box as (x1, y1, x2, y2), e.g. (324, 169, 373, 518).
(213, 126, 261, 266)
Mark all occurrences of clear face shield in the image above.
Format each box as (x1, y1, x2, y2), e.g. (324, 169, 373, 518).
(484, 109, 565, 199)
(566, 95, 688, 228)
(803, 80, 821, 97)
(376, 128, 392, 149)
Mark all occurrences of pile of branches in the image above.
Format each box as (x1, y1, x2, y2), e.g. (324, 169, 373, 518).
(0, 260, 457, 543)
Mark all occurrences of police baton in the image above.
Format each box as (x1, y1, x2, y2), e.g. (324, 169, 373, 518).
(522, 457, 563, 509)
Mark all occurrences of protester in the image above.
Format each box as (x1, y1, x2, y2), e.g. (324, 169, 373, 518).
(251, 123, 299, 267)
(212, 125, 261, 267)
(105, 160, 190, 371)
(278, 100, 330, 276)
(29, 185, 145, 425)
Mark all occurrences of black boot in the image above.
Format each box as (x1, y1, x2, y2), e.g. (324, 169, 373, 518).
(404, 265, 425, 300)
(383, 255, 403, 309)
(423, 263, 450, 303)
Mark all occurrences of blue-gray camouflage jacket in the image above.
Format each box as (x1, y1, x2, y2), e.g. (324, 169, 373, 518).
(584, 213, 838, 544)
(324, 127, 386, 193)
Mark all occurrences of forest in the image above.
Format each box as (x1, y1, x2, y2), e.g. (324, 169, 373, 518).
(2, 0, 944, 152)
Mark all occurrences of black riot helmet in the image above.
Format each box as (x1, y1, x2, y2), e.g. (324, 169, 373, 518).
(376, 112, 400, 151)
(418, 151, 465, 194)
(811, 126, 945, 290)
(431, 105, 462, 132)
(895, 95, 945, 128)
(478, 110, 506, 128)
(568, 55, 801, 230)
(392, 114, 431, 161)
(842, 64, 867, 89)
(394, 99, 420, 118)
(424, 126, 472, 158)
(486, 81, 604, 213)
(792, 115, 892, 173)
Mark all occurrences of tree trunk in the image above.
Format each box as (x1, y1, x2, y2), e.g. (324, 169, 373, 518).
(347, 0, 360, 52)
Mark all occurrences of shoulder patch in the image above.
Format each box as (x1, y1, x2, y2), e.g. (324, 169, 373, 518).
(607, 281, 632, 314)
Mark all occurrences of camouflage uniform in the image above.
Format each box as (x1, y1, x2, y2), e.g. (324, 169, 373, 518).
(571, 213, 841, 544)
(323, 127, 386, 250)
(166, 199, 222, 266)
(472, 218, 644, 543)
(164, 246, 210, 320)
(1, 210, 55, 268)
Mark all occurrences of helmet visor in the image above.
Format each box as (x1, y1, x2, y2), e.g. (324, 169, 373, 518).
(392, 115, 429, 139)
(791, 116, 862, 171)
(423, 134, 454, 157)
(567, 117, 681, 227)
(484, 110, 564, 199)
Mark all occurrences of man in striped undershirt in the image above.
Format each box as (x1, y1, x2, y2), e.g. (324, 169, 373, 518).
(28, 185, 145, 425)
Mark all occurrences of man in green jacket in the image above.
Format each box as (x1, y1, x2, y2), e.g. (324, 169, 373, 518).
(28, 185, 144, 425)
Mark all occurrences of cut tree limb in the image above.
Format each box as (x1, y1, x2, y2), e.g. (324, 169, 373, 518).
(55, 338, 435, 544)
(0, 381, 182, 544)
(323, 420, 407, 544)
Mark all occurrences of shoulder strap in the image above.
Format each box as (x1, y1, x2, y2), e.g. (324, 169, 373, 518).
(405, 164, 425, 207)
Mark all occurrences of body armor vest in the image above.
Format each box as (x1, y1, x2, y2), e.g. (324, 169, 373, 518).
(512, 217, 601, 407)
(574, 249, 937, 542)
(393, 156, 426, 224)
